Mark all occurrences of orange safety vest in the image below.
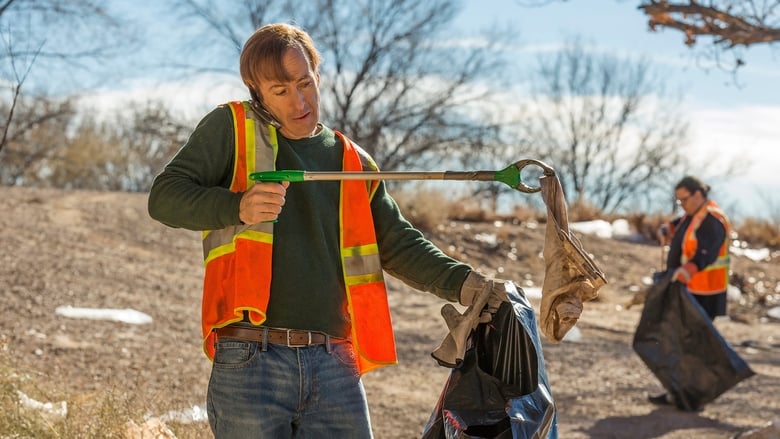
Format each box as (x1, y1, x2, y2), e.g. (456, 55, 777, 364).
(200, 101, 397, 374)
(680, 200, 731, 295)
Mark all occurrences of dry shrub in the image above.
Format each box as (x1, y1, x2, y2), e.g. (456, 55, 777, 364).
(735, 217, 780, 249)
(567, 199, 603, 222)
(391, 185, 456, 231)
(510, 203, 546, 224)
(626, 212, 669, 243)
(448, 195, 489, 222)
(392, 185, 549, 227)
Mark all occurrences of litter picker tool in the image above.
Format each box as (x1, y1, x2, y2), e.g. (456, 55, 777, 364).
(250, 158, 555, 194)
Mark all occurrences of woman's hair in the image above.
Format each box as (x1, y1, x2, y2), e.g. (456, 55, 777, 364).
(675, 175, 711, 198)
(239, 23, 321, 96)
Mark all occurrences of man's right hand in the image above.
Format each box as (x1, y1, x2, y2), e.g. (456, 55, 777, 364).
(239, 181, 290, 224)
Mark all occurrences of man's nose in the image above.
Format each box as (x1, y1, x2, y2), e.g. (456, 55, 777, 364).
(293, 89, 306, 109)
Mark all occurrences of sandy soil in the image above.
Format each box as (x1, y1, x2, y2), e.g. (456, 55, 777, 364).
(2, 186, 779, 438)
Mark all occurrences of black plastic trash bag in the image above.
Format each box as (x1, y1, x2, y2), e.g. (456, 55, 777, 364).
(632, 271, 755, 412)
(422, 284, 558, 439)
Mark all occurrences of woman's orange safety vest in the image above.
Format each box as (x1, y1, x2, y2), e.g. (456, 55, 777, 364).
(200, 101, 397, 375)
(680, 200, 731, 295)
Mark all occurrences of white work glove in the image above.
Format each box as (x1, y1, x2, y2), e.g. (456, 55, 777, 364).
(459, 271, 512, 322)
(432, 271, 513, 367)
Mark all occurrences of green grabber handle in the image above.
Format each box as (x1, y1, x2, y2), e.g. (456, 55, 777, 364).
(251, 170, 307, 183)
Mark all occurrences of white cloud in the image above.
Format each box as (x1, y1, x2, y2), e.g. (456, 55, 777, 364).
(77, 73, 246, 122)
(689, 105, 780, 182)
(687, 105, 780, 219)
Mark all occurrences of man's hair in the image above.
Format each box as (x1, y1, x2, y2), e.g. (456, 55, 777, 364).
(239, 23, 321, 95)
(675, 175, 711, 198)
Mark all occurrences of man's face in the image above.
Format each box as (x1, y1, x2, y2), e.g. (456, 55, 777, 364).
(256, 46, 321, 139)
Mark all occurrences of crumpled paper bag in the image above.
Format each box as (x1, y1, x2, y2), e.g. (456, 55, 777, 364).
(539, 173, 606, 342)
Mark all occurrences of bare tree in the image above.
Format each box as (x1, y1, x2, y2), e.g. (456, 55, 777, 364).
(0, 96, 75, 186)
(110, 101, 193, 192)
(0, 0, 136, 184)
(170, 0, 510, 171)
(1, 0, 132, 84)
(0, 40, 39, 154)
(513, 39, 690, 214)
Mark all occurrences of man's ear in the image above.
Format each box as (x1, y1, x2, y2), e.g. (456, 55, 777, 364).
(249, 88, 281, 128)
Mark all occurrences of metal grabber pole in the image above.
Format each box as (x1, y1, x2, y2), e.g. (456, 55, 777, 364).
(250, 158, 556, 194)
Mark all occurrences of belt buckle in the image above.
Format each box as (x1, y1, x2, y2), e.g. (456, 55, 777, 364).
(286, 329, 311, 348)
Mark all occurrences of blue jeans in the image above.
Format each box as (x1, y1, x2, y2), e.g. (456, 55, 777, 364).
(206, 337, 373, 438)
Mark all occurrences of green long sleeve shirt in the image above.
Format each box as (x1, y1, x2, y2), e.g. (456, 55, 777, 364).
(148, 105, 471, 338)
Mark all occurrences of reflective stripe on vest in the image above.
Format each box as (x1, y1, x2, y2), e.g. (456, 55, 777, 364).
(338, 131, 396, 374)
(200, 101, 397, 374)
(681, 200, 731, 295)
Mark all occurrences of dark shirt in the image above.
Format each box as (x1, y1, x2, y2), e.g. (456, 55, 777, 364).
(148, 105, 471, 337)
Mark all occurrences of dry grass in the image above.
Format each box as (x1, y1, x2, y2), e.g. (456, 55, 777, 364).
(0, 340, 204, 439)
(391, 184, 459, 231)
(0, 346, 128, 438)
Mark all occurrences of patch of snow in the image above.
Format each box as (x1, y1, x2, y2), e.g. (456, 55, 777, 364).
(17, 391, 67, 422)
(730, 246, 771, 262)
(562, 326, 582, 343)
(156, 404, 208, 424)
(55, 306, 153, 325)
(474, 232, 498, 246)
(569, 219, 613, 239)
(727, 284, 742, 302)
(609, 219, 632, 238)
(521, 286, 542, 300)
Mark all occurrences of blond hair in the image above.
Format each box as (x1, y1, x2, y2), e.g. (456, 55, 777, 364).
(239, 23, 321, 94)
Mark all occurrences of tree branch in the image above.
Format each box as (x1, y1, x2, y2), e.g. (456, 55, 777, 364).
(640, 1, 780, 47)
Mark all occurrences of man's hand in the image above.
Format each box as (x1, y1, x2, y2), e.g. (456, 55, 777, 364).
(459, 271, 512, 321)
(673, 262, 698, 284)
(239, 181, 290, 224)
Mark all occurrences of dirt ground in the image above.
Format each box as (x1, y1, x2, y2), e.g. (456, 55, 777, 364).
(2, 186, 779, 438)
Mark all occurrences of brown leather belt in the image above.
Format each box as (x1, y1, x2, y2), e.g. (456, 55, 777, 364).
(215, 326, 345, 347)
